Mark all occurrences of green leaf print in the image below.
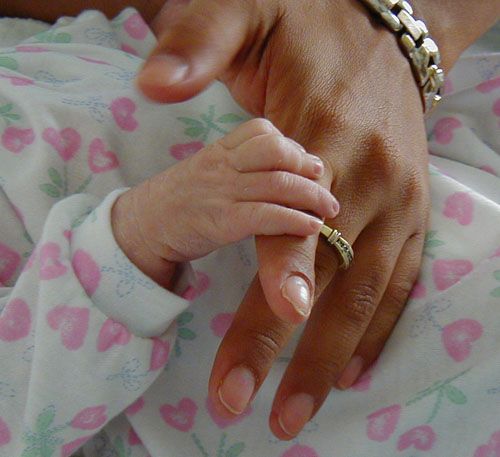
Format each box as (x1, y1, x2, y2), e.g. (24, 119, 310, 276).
(425, 239, 445, 248)
(74, 175, 93, 194)
(114, 436, 129, 457)
(423, 231, 445, 258)
(0, 56, 18, 70)
(444, 385, 467, 404)
(178, 117, 204, 129)
(4, 113, 20, 120)
(178, 327, 196, 340)
(217, 113, 243, 124)
(177, 311, 194, 326)
(36, 406, 56, 432)
(491, 287, 500, 298)
(21, 448, 41, 457)
(185, 126, 206, 138)
(48, 168, 64, 189)
(39, 183, 61, 198)
(0, 103, 13, 114)
(34, 30, 72, 43)
(493, 270, 500, 281)
(225, 442, 245, 457)
(53, 33, 72, 43)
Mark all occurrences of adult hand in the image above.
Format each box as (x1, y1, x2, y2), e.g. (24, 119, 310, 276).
(136, 0, 450, 440)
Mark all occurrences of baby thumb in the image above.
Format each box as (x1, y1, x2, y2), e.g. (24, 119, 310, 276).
(137, 0, 252, 103)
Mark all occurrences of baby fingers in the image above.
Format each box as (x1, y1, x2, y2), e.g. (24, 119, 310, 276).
(230, 203, 324, 238)
(229, 133, 324, 179)
(235, 171, 339, 219)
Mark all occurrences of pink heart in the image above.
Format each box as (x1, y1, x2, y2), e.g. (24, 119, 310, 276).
(71, 405, 107, 430)
(352, 371, 372, 392)
(97, 318, 131, 352)
(15, 45, 49, 53)
(433, 117, 462, 145)
(110, 97, 138, 132)
(170, 141, 204, 160)
(0, 417, 11, 446)
(490, 247, 500, 259)
(77, 56, 110, 65)
(493, 99, 500, 117)
(397, 425, 436, 451)
(88, 139, 119, 173)
(210, 313, 234, 338)
(72, 249, 101, 296)
(409, 281, 427, 299)
(443, 78, 454, 95)
(181, 271, 211, 300)
(42, 127, 81, 162)
(150, 338, 171, 370)
(124, 13, 149, 40)
(125, 397, 145, 416)
(160, 398, 197, 432)
(0, 74, 34, 86)
(281, 444, 319, 457)
(480, 165, 497, 176)
(477, 76, 500, 94)
(442, 319, 483, 362)
(39, 242, 68, 280)
(474, 430, 500, 457)
(61, 436, 92, 457)
(205, 397, 252, 429)
(0, 298, 31, 342)
(443, 192, 474, 226)
(0, 242, 20, 284)
(1, 126, 35, 153)
(46, 305, 89, 350)
(432, 259, 473, 291)
(128, 427, 142, 445)
(366, 404, 401, 442)
(120, 44, 138, 56)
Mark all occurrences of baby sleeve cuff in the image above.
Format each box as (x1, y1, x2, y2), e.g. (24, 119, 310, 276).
(70, 188, 191, 337)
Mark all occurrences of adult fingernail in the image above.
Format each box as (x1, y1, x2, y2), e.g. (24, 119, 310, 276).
(337, 355, 364, 390)
(278, 393, 315, 437)
(281, 275, 311, 317)
(139, 54, 190, 87)
(218, 366, 255, 415)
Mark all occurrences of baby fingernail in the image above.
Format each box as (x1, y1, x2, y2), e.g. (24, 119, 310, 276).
(218, 366, 255, 415)
(282, 275, 311, 317)
(331, 197, 340, 216)
(312, 157, 324, 177)
(278, 393, 315, 437)
(337, 356, 364, 390)
(139, 54, 190, 87)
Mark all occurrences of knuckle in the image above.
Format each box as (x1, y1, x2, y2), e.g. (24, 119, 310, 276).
(361, 132, 404, 184)
(295, 355, 341, 385)
(343, 277, 382, 323)
(243, 324, 286, 364)
(268, 170, 294, 193)
(399, 169, 428, 208)
(249, 118, 277, 136)
(384, 280, 414, 311)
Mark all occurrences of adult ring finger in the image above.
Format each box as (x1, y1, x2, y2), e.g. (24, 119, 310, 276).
(320, 224, 354, 269)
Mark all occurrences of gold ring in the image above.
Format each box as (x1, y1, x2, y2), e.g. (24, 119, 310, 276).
(319, 224, 354, 269)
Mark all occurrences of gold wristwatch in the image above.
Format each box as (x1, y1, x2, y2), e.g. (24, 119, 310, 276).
(358, 0, 445, 113)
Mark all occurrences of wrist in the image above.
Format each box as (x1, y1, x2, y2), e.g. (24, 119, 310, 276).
(411, 0, 499, 71)
(111, 188, 177, 290)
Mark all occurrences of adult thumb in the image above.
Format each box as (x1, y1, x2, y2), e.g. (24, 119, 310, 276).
(137, 0, 254, 103)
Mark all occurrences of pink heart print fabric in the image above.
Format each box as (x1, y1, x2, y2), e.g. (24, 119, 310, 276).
(0, 8, 499, 457)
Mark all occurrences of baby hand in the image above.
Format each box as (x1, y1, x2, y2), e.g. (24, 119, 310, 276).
(113, 119, 339, 266)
